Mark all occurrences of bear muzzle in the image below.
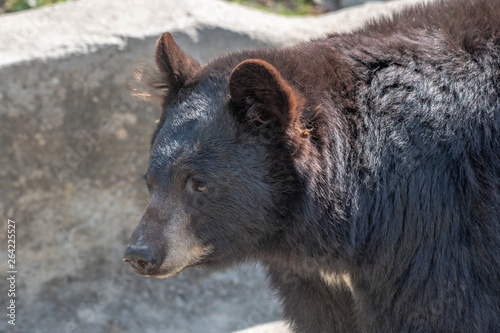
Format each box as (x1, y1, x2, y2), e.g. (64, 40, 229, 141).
(123, 244, 159, 275)
(123, 202, 213, 278)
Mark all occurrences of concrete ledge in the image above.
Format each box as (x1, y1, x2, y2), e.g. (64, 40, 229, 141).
(0, 0, 426, 67)
(234, 321, 291, 333)
(0, 0, 424, 332)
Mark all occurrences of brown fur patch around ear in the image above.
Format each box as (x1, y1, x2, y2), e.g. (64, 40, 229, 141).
(229, 59, 300, 129)
(155, 32, 201, 92)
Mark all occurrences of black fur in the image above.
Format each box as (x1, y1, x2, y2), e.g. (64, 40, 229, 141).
(134, 0, 500, 331)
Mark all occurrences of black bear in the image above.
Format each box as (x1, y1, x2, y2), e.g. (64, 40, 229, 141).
(123, 0, 500, 331)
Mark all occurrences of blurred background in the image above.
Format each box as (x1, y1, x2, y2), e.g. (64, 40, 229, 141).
(0, 0, 388, 14)
(0, 0, 419, 332)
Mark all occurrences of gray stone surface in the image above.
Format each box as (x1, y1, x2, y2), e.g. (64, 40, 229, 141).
(0, 0, 425, 332)
(234, 321, 291, 333)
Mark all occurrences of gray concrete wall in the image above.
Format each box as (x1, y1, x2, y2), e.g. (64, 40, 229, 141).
(0, 0, 424, 332)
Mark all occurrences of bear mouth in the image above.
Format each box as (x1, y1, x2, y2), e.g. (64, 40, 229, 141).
(131, 266, 183, 279)
(136, 260, 204, 279)
(142, 270, 182, 279)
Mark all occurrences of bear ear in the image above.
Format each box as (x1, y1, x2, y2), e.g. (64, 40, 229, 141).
(229, 59, 299, 130)
(155, 32, 201, 91)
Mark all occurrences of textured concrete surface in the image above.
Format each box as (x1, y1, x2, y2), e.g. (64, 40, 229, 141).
(234, 321, 291, 333)
(0, 0, 425, 332)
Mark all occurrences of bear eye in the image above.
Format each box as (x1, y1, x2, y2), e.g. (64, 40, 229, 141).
(188, 178, 207, 193)
(195, 183, 207, 193)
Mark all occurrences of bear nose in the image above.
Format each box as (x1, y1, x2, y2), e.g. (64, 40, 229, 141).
(123, 244, 156, 272)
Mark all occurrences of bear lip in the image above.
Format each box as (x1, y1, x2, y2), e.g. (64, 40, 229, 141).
(141, 267, 185, 279)
(136, 259, 205, 279)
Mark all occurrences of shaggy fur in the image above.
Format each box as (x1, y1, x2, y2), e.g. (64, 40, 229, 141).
(127, 0, 500, 332)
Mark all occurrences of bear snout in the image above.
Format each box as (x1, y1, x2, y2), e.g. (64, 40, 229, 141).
(123, 244, 158, 275)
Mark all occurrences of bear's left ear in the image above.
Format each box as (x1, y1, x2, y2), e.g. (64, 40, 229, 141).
(155, 32, 201, 92)
(229, 59, 299, 130)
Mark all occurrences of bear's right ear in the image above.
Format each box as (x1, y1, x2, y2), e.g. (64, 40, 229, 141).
(155, 32, 201, 91)
(228, 59, 300, 132)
